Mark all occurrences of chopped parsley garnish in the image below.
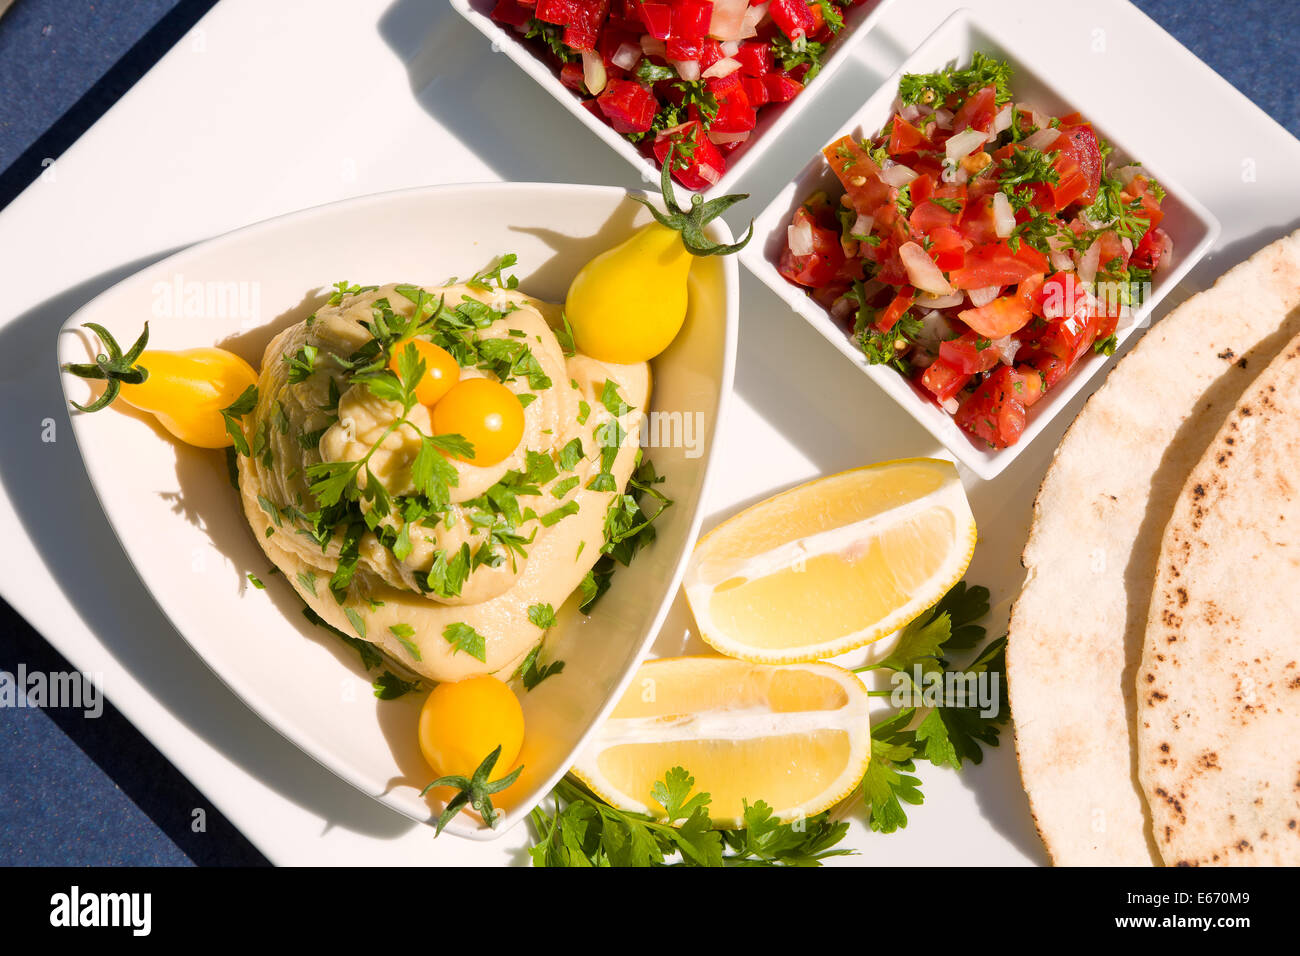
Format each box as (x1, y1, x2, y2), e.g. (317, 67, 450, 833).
(898, 51, 1014, 107)
(528, 767, 854, 867)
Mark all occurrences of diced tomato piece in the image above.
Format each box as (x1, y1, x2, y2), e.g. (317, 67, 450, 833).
(958, 295, 1032, 339)
(490, 0, 534, 28)
(921, 358, 972, 403)
(670, 0, 713, 38)
(1037, 272, 1092, 323)
(653, 120, 726, 191)
(822, 135, 892, 216)
(559, 60, 586, 90)
(952, 85, 998, 134)
(939, 331, 1001, 375)
(878, 285, 914, 332)
(1037, 308, 1098, 366)
(889, 113, 930, 154)
(764, 71, 803, 102)
(778, 206, 847, 287)
(909, 193, 965, 236)
(954, 367, 1027, 448)
(769, 0, 817, 39)
(949, 241, 1049, 290)
(597, 79, 657, 134)
(1006, 365, 1045, 407)
(1056, 123, 1103, 206)
(742, 76, 770, 106)
(929, 225, 967, 272)
(736, 40, 773, 76)
(665, 35, 702, 60)
(1131, 226, 1168, 271)
(908, 173, 935, 206)
(710, 86, 756, 132)
(638, 1, 673, 38)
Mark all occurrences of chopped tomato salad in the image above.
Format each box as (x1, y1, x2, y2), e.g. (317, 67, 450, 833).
(778, 54, 1172, 449)
(491, 0, 866, 190)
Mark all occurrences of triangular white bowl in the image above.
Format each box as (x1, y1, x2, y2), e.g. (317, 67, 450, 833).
(56, 183, 737, 839)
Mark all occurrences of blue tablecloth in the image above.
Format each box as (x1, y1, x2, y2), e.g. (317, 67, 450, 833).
(0, 0, 1296, 866)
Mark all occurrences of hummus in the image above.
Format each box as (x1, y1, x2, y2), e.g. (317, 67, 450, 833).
(237, 281, 650, 682)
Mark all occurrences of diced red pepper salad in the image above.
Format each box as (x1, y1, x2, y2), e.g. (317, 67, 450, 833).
(778, 54, 1172, 450)
(491, 0, 865, 190)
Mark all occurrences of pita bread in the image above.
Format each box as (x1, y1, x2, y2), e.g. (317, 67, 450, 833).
(1008, 230, 1300, 865)
(1138, 335, 1300, 866)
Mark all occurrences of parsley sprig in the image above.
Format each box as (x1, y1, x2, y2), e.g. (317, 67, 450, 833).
(853, 581, 1010, 833)
(528, 768, 854, 867)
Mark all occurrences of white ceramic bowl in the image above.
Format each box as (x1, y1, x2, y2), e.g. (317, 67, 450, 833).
(450, 0, 896, 199)
(55, 183, 737, 839)
(741, 8, 1220, 479)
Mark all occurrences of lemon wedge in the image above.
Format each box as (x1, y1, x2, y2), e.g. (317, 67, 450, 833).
(683, 458, 976, 664)
(571, 656, 871, 827)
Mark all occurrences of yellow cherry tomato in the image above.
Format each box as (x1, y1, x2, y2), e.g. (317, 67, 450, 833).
(563, 147, 752, 364)
(418, 676, 524, 781)
(388, 338, 459, 407)
(63, 322, 258, 449)
(565, 222, 691, 364)
(431, 378, 525, 467)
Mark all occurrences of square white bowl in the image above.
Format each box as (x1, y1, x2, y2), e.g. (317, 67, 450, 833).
(55, 182, 737, 839)
(741, 8, 1220, 479)
(450, 0, 897, 199)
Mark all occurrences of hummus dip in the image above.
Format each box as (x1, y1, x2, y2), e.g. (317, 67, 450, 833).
(237, 281, 650, 682)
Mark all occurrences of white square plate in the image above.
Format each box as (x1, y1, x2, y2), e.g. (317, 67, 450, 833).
(741, 8, 1220, 479)
(54, 182, 737, 839)
(450, 0, 896, 199)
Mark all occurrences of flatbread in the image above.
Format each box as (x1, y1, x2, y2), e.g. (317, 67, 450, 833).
(1138, 335, 1300, 866)
(1008, 230, 1300, 865)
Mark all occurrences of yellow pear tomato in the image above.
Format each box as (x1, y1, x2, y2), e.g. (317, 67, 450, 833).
(431, 377, 525, 467)
(418, 676, 524, 782)
(63, 322, 257, 449)
(388, 338, 459, 407)
(563, 143, 752, 364)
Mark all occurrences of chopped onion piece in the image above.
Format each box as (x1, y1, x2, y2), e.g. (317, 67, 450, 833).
(1029, 107, 1049, 130)
(917, 290, 964, 309)
(612, 42, 641, 71)
(941, 159, 970, 185)
(1116, 164, 1143, 186)
(1022, 127, 1060, 152)
(1047, 241, 1074, 273)
(1121, 236, 1134, 259)
(703, 56, 742, 79)
(698, 163, 721, 186)
(851, 213, 875, 236)
(641, 36, 667, 57)
(582, 50, 607, 95)
(993, 104, 1013, 133)
(879, 160, 918, 187)
(788, 219, 814, 256)
(968, 285, 1000, 308)
(708, 0, 749, 42)
(945, 127, 988, 162)
(708, 129, 749, 145)
(1078, 239, 1101, 286)
(900, 241, 954, 296)
(900, 104, 924, 124)
(942, 397, 960, 415)
(933, 108, 954, 129)
(671, 58, 701, 82)
(741, 1, 769, 34)
(992, 335, 1020, 365)
(992, 190, 1016, 239)
(721, 39, 740, 57)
